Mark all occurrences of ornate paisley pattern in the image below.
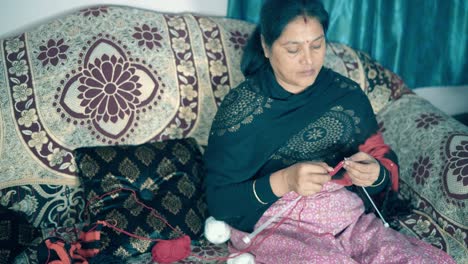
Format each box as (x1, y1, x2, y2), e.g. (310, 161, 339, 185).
(273, 106, 359, 163)
(210, 85, 272, 135)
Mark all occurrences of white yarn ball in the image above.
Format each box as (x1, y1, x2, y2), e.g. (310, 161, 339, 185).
(227, 253, 255, 264)
(204, 216, 231, 244)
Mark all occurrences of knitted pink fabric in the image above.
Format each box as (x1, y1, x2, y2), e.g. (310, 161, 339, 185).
(229, 182, 455, 264)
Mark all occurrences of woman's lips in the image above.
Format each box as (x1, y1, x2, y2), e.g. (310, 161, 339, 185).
(300, 69, 316, 76)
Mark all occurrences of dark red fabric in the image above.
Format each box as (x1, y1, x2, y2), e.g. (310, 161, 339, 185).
(151, 235, 191, 263)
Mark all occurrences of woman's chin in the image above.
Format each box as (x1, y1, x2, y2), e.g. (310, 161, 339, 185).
(299, 77, 318, 89)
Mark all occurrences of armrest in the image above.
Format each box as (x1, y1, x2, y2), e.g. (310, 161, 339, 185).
(376, 94, 467, 247)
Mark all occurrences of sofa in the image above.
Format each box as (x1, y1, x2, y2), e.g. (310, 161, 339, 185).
(0, 5, 466, 264)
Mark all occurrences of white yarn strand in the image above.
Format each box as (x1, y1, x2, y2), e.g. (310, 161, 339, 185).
(242, 195, 302, 244)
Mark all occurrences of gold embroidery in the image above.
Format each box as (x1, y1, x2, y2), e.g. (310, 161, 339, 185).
(135, 146, 155, 166)
(197, 197, 208, 217)
(162, 191, 182, 215)
(130, 227, 151, 253)
(141, 177, 159, 193)
(118, 158, 140, 183)
(123, 195, 143, 216)
(105, 209, 128, 230)
(146, 212, 166, 232)
(156, 157, 176, 177)
(275, 106, 360, 163)
(153, 141, 167, 150)
(177, 174, 195, 198)
(99, 234, 110, 250)
(95, 147, 116, 163)
(114, 246, 131, 258)
(87, 190, 102, 216)
(172, 143, 190, 165)
(79, 154, 100, 178)
(185, 208, 201, 233)
(101, 173, 121, 193)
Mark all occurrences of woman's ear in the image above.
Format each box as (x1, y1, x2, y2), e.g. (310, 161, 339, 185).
(260, 35, 270, 58)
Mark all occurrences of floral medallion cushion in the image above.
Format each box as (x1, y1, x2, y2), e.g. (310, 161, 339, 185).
(74, 137, 207, 258)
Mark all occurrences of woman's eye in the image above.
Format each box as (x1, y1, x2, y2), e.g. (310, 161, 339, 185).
(287, 49, 299, 54)
(312, 45, 321, 49)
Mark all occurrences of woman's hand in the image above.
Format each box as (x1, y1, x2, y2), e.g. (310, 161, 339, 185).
(343, 152, 380, 187)
(271, 162, 333, 197)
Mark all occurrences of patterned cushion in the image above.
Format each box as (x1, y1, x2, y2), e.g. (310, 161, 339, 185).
(377, 95, 468, 263)
(0, 185, 84, 230)
(74, 137, 207, 258)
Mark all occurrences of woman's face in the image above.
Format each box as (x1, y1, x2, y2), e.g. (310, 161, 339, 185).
(262, 16, 326, 94)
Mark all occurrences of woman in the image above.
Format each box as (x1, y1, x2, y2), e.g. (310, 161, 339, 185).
(203, 0, 455, 263)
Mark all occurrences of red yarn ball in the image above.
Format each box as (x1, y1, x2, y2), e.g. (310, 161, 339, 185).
(151, 235, 191, 263)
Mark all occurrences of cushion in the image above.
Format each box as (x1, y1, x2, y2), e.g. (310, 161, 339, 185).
(377, 95, 468, 263)
(74, 137, 207, 258)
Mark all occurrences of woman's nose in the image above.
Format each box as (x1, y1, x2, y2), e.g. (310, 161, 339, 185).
(301, 49, 313, 65)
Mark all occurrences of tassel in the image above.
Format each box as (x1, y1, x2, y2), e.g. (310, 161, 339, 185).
(151, 235, 191, 263)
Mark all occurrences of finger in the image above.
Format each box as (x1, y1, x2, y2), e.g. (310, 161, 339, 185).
(348, 151, 372, 161)
(316, 162, 334, 172)
(305, 161, 333, 172)
(300, 182, 326, 196)
(346, 171, 371, 186)
(344, 160, 376, 174)
(346, 169, 375, 183)
(306, 173, 331, 184)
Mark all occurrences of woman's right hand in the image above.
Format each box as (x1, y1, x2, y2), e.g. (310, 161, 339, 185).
(270, 162, 333, 197)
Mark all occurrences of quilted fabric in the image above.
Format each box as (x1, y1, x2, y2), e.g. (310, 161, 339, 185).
(74, 137, 207, 258)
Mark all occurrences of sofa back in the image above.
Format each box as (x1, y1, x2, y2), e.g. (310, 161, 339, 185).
(0, 6, 409, 229)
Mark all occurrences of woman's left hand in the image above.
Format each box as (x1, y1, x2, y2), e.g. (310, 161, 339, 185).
(343, 152, 379, 187)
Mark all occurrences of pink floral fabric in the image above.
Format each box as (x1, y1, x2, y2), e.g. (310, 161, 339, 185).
(229, 182, 455, 264)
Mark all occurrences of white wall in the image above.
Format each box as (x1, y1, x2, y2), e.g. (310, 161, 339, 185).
(413, 85, 468, 116)
(0, 0, 228, 39)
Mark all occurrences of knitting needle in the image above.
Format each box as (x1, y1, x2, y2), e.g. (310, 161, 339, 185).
(360, 186, 390, 228)
(342, 157, 390, 228)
